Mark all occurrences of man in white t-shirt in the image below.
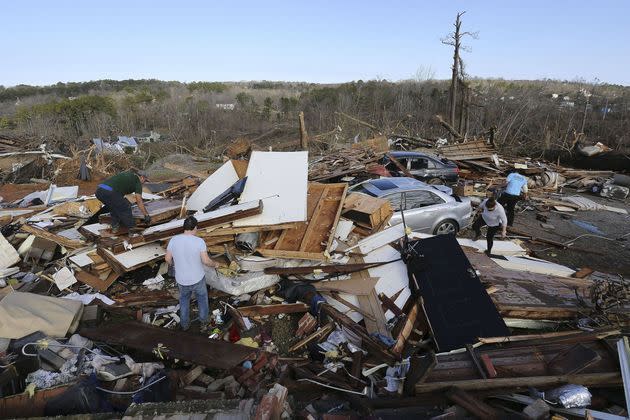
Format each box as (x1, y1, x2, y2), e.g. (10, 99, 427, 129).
(472, 197, 508, 256)
(165, 216, 219, 332)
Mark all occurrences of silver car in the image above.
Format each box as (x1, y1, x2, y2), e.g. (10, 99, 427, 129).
(349, 178, 472, 235)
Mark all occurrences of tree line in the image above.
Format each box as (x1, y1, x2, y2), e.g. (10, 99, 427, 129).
(0, 77, 628, 157)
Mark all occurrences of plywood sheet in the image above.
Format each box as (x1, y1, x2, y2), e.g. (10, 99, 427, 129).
(105, 244, 165, 270)
(345, 224, 405, 255)
(187, 161, 239, 212)
(234, 151, 308, 226)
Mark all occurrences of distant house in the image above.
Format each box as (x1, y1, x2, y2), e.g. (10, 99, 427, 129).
(93, 136, 138, 153)
(216, 103, 235, 110)
(135, 130, 162, 143)
(117, 136, 138, 151)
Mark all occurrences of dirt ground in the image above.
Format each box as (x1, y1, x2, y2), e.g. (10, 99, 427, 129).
(462, 191, 630, 276)
(0, 179, 105, 202)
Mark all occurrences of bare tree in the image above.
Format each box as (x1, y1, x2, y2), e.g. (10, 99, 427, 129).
(441, 11, 477, 135)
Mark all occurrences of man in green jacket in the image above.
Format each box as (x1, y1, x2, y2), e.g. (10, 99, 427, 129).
(95, 169, 151, 233)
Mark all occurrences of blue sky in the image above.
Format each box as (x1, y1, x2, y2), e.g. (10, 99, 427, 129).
(2, 1, 629, 86)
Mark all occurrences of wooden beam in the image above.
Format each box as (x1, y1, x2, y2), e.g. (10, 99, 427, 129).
(288, 322, 334, 353)
(415, 373, 621, 394)
(299, 111, 309, 150)
(20, 224, 85, 249)
(235, 303, 309, 317)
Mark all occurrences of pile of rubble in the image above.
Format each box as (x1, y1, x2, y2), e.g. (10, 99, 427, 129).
(0, 137, 628, 419)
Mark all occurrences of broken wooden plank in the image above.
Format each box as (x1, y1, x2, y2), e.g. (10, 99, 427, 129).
(288, 322, 334, 353)
(235, 303, 309, 317)
(75, 269, 118, 292)
(80, 321, 258, 368)
(416, 373, 621, 394)
(20, 223, 85, 249)
(446, 386, 500, 419)
(143, 200, 263, 242)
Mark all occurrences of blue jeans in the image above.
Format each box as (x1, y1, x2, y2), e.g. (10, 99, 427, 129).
(178, 277, 209, 329)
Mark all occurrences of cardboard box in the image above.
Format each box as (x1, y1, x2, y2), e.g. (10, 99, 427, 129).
(454, 184, 474, 196)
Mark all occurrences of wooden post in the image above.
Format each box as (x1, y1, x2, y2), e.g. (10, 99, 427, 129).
(299, 111, 309, 150)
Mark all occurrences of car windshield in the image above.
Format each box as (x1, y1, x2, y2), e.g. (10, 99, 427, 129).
(351, 185, 376, 197)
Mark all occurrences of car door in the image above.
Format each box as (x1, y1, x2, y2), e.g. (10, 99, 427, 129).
(401, 190, 448, 232)
(408, 157, 429, 180)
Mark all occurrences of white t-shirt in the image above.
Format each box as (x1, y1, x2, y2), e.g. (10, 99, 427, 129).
(480, 199, 508, 227)
(167, 234, 207, 286)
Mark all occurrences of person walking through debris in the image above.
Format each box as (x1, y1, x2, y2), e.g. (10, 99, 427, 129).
(472, 197, 507, 256)
(95, 169, 151, 234)
(165, 216, 219, 332)
(499, 168, 528, 226)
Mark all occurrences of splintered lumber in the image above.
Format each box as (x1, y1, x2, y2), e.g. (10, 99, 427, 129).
(289, 322, 335, 353)
(20, 223, 85, 249)
(392, 301, 420, 355)
(257, 183, 347, 259)
(446, 387, 500, 419)
(142, 200, 263, 242)
(80, 321, 258, 369)
(236, 303, 309, 316)
(342, 193, 393, 231)
(263, 261, 391, 276)
(320, 303, 397, 363)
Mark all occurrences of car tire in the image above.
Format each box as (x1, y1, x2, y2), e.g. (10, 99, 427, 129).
(433, 219, 459, 235)
(428, 177, 444, 185)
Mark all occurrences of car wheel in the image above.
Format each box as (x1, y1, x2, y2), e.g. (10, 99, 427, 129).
(428, 177, 444, 185)
(433, 219, 458, 235)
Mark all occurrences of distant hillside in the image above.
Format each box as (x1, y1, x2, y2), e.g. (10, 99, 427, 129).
(1, 78, 628, 159)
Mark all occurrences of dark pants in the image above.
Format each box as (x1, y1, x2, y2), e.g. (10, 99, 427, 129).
(178, 278, 209, 330)
(95, 187, 134, 228)
(499, 192, 520, 226)
(473, 217, 501, 254)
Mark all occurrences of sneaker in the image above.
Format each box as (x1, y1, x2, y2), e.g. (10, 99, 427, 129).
(181, 324, 190, 332)
(199, 323, 210, 334)
(484, 250, 492, 257)
(111, 224, 120, 234)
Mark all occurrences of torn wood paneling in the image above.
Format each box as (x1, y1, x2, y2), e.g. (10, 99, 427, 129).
(256, 183, 347, 259)
(187, 160, 239, 212)
(234, 151, 308, 227)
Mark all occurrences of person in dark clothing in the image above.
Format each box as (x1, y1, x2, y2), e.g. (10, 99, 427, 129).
(95, 170, 151, 233)
(498, 169, 529, 226)
(472, 197, 508, 256)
